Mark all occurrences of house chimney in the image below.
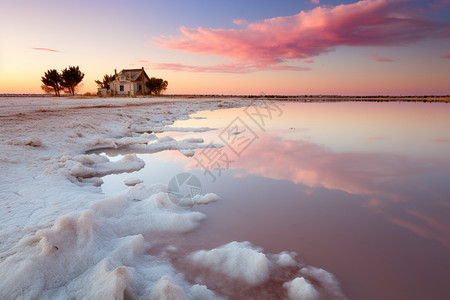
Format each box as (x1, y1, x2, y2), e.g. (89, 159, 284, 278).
(114, 69, 117, 77)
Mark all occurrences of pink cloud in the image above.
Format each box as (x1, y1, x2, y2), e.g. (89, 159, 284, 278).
(233, 19, 249, 25)
(303, 59, 314, 63)
(149, 62, 310, 73)
(372, 54, 395, 62)
(311, 0, 320, 4)
(431, 0, 450, 9)
(154, 0, 450, 72)
(31, 47, 62, 53)
(444, 55, 450, 59)
(432, 138, 450, 143)
(366, 136, 386, 143)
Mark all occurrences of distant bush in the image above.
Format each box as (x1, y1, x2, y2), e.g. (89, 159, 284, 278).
(95, 74, 114, 90)
(145, 77, 168, 95)
(83, 92, 92, 96)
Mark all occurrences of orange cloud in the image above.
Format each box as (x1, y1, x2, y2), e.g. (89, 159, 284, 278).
(372, 54, 395, 62)
(154, 0, 450, 72)
(233, 19, 249, 25)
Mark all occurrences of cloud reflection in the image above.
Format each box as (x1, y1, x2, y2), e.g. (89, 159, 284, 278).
(235, 135, 448, 200)
(231, 135, 450, 248)
(160, 133, 450, 249)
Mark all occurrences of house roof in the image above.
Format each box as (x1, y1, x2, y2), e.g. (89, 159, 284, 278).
(116, 68, 150, 82)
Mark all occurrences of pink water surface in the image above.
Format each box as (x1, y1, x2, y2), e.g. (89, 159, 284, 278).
(102, 101, 450, 299)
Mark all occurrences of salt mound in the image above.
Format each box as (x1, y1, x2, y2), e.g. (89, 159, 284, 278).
(276, 252, 298, 267)
(7, 136, 43, 147)
(134, 125, 217, 133)
(300, 266, 348, 299)
(192, 193, 220, 205)
(189, 241, 270, 286)
(176, 193, 220, 207)
(124, 177, 143, 186)
(61, 153, 145, 184)
(284, 277, 320, 300)
(179, 149, 195, 157)
(93, 154, 145, 176)
(188, 284, 221, 300)
(0, 183, 209, 299)
(85, 133, 157, 151)
(150, 276, 185, 299)
(157, 136, 176, 143)
(184, 242, 347, 299)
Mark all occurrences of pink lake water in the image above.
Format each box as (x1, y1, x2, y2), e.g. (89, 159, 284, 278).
(102, 101, 450, 300)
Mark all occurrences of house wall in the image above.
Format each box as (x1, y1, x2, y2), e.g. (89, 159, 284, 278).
(110, 81, 135, 95)
(110, 80, 147, 95)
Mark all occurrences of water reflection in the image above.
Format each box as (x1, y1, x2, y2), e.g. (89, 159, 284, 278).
(102, 101, 450, 300)
(158, 132, 450, 250)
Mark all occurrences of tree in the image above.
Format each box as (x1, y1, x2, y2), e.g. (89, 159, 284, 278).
(145, 77, 168, 95)
(61, 66, 85, 95)
(95, 74, 115, 89)
(41, 69, 62, 96)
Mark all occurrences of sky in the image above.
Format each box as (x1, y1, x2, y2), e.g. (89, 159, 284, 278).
(0, 0, 449, 95)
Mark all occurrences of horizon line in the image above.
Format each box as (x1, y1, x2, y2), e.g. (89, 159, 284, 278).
(1, 93, 449, 98)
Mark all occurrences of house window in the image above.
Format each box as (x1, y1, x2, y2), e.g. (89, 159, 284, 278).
(120, 85, 124, 92)
(138, 84, 142, 91)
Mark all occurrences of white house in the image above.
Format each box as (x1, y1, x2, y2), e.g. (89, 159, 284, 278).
(109, 67, 151, 96)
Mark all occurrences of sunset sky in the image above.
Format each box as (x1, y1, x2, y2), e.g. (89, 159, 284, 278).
(1, 0, 449, 95)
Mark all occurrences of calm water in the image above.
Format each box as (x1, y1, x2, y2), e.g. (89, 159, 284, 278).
(102, 101, 450, 300)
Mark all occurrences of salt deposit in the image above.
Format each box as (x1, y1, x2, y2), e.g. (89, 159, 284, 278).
(124, 177, 144, 186)
(276, 252, 298, 267)
(134, 125, 217, 133)
(189, 241, 271, 286)
(284, 277, 320, 300)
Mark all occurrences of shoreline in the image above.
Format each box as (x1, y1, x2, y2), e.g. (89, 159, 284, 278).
(1, 94, 449, 103)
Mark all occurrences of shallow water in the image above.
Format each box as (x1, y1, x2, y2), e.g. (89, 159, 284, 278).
(102, 101, 450, 300)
